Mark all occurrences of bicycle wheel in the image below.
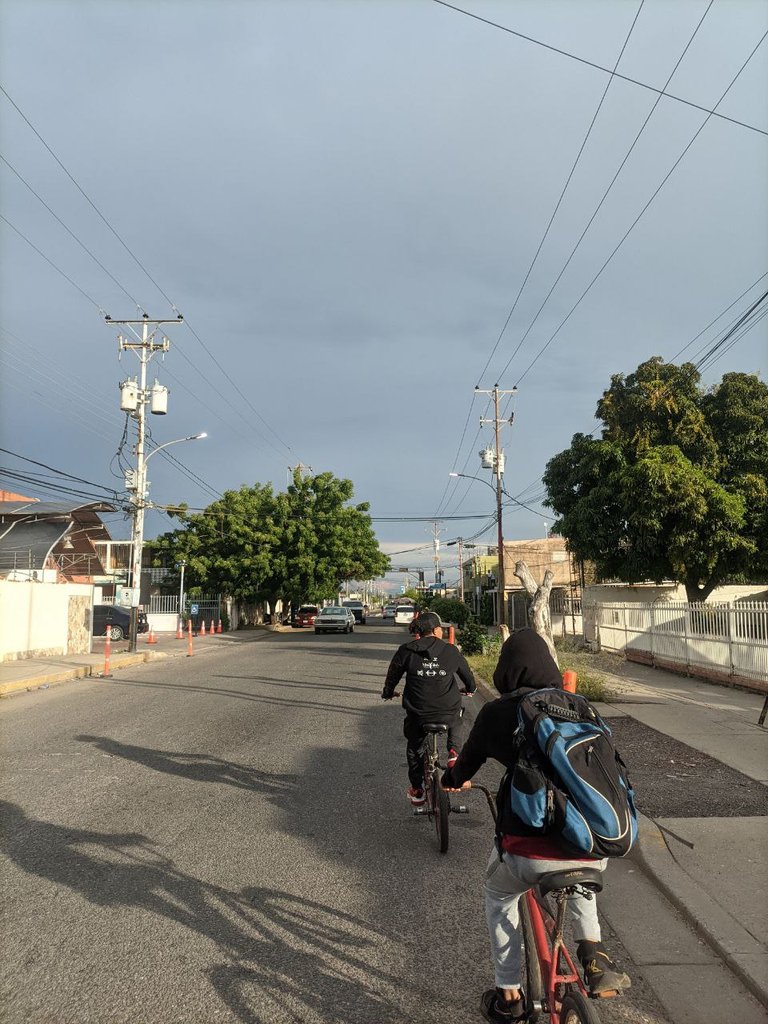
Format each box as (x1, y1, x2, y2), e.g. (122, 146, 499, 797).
(431, 774, 450, 853)
(519, 897, 543, 1023)
(560, 991, 602, 1024)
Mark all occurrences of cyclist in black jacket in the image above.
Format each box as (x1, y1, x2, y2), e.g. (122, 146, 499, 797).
(441, 628, 630, 1021)
(382, 611, 476, 805)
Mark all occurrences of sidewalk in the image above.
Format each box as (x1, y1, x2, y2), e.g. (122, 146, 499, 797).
(0, 629, 275, 698)
(595, 663, 768, 1010)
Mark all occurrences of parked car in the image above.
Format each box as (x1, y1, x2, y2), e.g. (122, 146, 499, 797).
(394, 604, 416, 625)
(382, 604, 397, 619)
(292, 605, 319, 628)
(92, 604, 148, 641)
(342, 600, 367, 625)
(314, 606, 356, 634)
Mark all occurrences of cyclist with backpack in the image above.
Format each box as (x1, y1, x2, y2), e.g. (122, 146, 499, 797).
(382, 611, 476, 805)
(441, 627, 633, 1023)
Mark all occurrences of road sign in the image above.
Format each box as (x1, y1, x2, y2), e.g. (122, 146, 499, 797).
(116, 587, 133, 607)
(190, 603, 200, 616)
(398, 567, 409, 572)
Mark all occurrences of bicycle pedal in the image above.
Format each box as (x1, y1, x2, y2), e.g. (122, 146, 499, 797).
(412, 807, 428, 816)
(451, 805, 470, 814)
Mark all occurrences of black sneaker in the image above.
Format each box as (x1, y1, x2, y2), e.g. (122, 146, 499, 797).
(480, 989, 525, 1022)
(577, 941, 631, 997)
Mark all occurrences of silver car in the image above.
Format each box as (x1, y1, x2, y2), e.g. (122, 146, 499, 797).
(314, 606, 356, 634)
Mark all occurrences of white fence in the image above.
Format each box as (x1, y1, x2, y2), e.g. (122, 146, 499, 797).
(586, 601, 768, 689)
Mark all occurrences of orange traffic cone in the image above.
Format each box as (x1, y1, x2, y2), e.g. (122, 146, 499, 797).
(176, 620, 183, 640)
(147, 627, 157, 645)
(209, 619, 215, 636)
(216, 619, 223, 634)
(562, 670, 578, 692)
(200, 620, 206, 636)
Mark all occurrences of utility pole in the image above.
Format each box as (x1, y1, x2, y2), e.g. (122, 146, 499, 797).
(477, 385, 517, 628)
(108, 314, 181, 651)
(430, 521, 442, 586)
(457, 536, 465, 603)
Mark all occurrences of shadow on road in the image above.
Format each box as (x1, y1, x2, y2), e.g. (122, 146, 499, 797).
(75, 735, 299, 795)
(0, 801, 408, 1023)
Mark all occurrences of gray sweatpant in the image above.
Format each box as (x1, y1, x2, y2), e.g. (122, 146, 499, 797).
(484, 846, 607, 989)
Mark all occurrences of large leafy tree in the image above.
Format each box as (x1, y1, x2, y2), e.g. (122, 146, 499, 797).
(543, 359, 768, 601)
(151, 471, 389, 608)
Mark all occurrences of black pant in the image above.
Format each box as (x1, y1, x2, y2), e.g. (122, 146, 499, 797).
(403, 713, 464, 788)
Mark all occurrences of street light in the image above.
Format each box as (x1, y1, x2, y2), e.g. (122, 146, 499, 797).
(128, 431, 207, 651)
(450, 470, 506, 627)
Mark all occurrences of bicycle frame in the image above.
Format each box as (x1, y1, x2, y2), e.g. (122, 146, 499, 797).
(526, 887, 589, 1022)
(470, 784, 594, 1024)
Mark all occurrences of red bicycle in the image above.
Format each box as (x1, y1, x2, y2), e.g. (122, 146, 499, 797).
(469, 784, 606, 1024)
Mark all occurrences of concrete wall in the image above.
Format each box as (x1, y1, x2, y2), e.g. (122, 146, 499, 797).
(0, 582, 93, 661)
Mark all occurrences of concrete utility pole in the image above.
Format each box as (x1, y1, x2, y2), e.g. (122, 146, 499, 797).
(477, 385, 517, 628)
(430, 521, 442, 586)
(108, 315, 182, 651)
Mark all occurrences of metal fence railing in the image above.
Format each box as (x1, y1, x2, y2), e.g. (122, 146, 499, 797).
(586, 601, 768, 687)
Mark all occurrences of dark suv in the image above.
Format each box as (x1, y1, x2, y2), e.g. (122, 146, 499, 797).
(342, 600, 366, 625)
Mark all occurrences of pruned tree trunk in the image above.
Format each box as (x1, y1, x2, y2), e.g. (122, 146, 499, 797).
(514, 560, 559, 667)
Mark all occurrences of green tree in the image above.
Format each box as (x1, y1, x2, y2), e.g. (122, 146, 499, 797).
(150, 471, 389, 609)
(543, 359, 768, 602)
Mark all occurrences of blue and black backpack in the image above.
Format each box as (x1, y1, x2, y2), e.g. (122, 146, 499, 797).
(500, 688, 638, 858)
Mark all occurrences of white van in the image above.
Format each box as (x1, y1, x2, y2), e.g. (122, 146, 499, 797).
(394, 605, 416, 625)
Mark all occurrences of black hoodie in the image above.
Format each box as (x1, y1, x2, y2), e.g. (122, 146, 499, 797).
(382, 635, 476, 719)
(442, 628, 563, 836)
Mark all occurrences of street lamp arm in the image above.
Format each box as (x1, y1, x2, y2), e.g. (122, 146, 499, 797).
(145, 432, 207, 464)
(448, 470, 497, 495)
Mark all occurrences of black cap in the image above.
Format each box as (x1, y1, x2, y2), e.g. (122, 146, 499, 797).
(413, 611, 443, 635)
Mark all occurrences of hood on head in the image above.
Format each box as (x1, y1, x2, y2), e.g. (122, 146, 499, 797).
(492, 628, 561, 694)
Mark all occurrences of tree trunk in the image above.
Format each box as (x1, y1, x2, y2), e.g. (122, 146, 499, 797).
(685, 577, 718, 603)
(514, 560, 559, 667)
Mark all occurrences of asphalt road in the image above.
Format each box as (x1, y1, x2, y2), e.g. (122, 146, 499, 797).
(0, 621, 746, 1023)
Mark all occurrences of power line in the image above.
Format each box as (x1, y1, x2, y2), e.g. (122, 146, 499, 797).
(670, 270, 768, 362)
(431, 0, 768, 138)
(0, 84, 294, 461)
(0, 214, 105, 313)
(0, 446, 122, 496)
(0, 83, 176, 309)
(436, 2, 643, 519)
(476, 0, 646, 386)
(509, 29, 768, 391)
(493, 0, 714, 387)
(0, 151, 145, 312)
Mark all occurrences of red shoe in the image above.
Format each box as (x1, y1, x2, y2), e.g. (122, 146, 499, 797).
(447, 748, 459, 768)
(407, 786, 425, 806)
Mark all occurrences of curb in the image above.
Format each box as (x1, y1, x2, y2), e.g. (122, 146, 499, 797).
(632, 816, 768, 1009)
(0, 630, 279, 699)
(0, 650, 169, 697)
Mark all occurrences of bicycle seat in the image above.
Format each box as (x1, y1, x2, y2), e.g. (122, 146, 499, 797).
(537, 867, 604, 896)
(422, 723, 449, 734)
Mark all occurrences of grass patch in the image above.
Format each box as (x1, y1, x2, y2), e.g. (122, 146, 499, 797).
(466, 653, 498, 688)
(468, 643, 608, 703)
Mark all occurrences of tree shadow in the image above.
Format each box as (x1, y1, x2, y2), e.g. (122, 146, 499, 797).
(75, 735, 299, 796)
(0, 802, 409, 1023)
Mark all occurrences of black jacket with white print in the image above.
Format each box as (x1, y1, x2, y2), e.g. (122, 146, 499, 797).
(382, 635, 476, 720)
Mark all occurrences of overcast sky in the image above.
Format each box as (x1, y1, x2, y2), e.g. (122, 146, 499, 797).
(1, 0, 767, 590)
